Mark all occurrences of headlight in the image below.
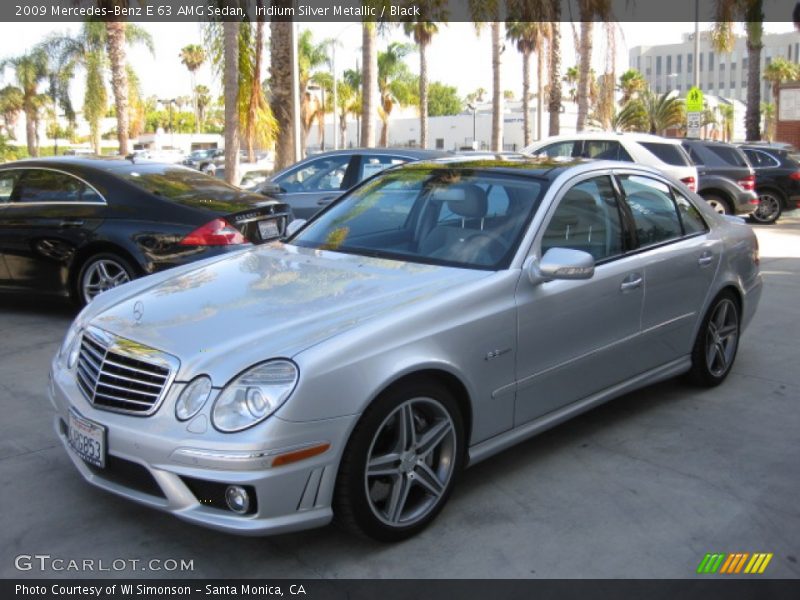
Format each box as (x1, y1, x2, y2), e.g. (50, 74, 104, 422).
(212, 360, 298, 432)
(58, 325, 82, 369)
(66, 334, 82, 369)
(175, 376, 212, 421)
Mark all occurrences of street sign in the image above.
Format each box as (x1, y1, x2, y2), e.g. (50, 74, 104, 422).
(687, 111, 702, 138)
(686, 87, 704, 113)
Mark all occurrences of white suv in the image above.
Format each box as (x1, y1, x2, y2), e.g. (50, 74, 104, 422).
(523, 133, 698, 193)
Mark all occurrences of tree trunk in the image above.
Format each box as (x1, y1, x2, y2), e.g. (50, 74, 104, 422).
(536, 46, 544, 142)
(361, 23, 378, 148)
(521, 49, 531, 147)
(491, 22, 503, 152)
(106, 22, 130, 155)
(745, 31, 763, 140)
(380, 119, 389, 147)
(576, 20, 593, 132)
(270, 20, 294, 171)
(245, 19, 265, 164)
(340, 111, 347, 148)
(223, 21, 240, 185)
(24, 105, 36, 157)
(548, 20, 562, 136)
(419, 40, 429, 149)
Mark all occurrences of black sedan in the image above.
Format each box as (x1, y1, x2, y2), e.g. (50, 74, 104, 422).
(0, 157, 289, 305)
(257, 148, 450, 219)
(739, 145, 800, 224)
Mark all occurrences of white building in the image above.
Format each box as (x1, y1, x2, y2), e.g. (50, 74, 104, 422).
(629, 30, 800, 104)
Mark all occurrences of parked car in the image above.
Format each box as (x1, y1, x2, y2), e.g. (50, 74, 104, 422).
(51, 157, 761, 541)
(680, 139, 758, 216)
(0, 157, 290, 305)
(214, 163, 273, 191)
(522, 133, 699, 193)
(257, 148, 450, 219)
(739, 144, 800, 224)
(182, 148, 224, 172)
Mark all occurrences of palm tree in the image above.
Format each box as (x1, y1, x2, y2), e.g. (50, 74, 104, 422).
(760, 102, 776, 141)
(195, 85, 211, 132)
(548, 7, 563, 136)
(361, 21, 378, 147)
(469, 0, 503, 151)
(241, 12, 276, 163)
(180, 44, 206, 133)
(563, 66, 579, 103)
(718, 103, 735, 142)
(223, 21, 240, 185)
(0, 48, 48, 156)
(403, 0, 448, 149)
(507, 12, 550, 146)
(377, 42, 416, 147)
(269, 13, 294, 170)
(0, 85, 23, 138)
(641, 90, 685, 135)
(298, 29, 330, 154)
(618, 69, 647, 105)
(712, 0, 765, 141)
(607, 99, 648, 132)
(576, 0, 612, 132)
(763, 57, 799, 109)
(83, 50, 107, 154)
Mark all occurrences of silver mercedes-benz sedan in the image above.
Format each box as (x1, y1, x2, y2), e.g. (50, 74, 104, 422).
(49, 158, 762, 541)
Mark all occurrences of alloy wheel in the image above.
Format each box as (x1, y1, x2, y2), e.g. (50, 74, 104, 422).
(705, 298, 739, 378)
(751, 192, 781, 224)
(364, 397, 457, 527)
(706, 198, 728, 215)
(81, 259, 131, 303)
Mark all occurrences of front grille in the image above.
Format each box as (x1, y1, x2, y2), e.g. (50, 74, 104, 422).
(76, 328, 175, 416)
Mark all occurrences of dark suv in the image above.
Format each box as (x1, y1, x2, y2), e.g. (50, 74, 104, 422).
(739, 145, 800, 224)
(680, 139, 758, 216)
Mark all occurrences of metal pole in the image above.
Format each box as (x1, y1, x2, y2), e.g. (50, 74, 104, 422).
(355, 57, 360, 146)
(332, 43, 338, 150)
(291, 21, 302, 162)
(694, 0, 700, 89)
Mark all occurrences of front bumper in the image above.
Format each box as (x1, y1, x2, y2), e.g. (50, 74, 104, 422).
(49, 356, 357, 536)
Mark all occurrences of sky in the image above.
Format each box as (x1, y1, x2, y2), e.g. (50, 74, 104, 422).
(0, 20, 796, 111)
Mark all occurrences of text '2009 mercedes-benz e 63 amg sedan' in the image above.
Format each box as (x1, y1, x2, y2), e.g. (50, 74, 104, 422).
(50, 157, 761, 541)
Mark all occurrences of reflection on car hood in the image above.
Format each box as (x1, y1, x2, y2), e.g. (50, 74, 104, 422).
(89, 244, 489, 380)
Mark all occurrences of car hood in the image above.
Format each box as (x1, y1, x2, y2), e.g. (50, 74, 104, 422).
(87, 244, 490, 380)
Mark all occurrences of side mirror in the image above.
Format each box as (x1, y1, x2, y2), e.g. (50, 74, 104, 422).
(259, 181, 283, 196)
(285, 219, 307, 237)
(526, 248, 595, 284)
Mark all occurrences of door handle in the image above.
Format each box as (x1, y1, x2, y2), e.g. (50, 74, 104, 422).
(620, 274, 643, 292)
(59, 219, 85, 227)
(698, 252, 714, 267)
(316, 197, 336, 206)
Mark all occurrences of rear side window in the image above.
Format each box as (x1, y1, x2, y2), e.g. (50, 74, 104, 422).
(744, 149, 780, 168)
(13, 169, 102, 203)
(359, 155, 409, 182)
(707, 145, 749, 167)
(0, 170, 20, 204)
(639, 142, 692, 166)
(583, 140, 633, 161)
(536, 140, 579, 159)
(673, 189, 709, 235)
(619, 175, 682, 247)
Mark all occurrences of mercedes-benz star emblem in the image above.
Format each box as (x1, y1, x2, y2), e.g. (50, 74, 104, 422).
(133, 301, 144, 323)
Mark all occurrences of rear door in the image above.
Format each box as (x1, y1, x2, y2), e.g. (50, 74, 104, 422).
(0, 170, 19, 284)
(0, 168, 106, 293)
(270, 153, 357, 219)
(616, 173, 720, 368)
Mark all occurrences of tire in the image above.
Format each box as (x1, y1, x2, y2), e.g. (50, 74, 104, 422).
(687, 291, 740, 387)
(333, 380, 464, 542)
(702, 194, 732, 216)
(76, 252, 137, 306)
(750, 190, 782, 224)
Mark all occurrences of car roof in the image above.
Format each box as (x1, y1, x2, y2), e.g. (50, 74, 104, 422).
(304, 148, 451, 160)
(0, 156, 196, 174)
(527, 132, 684, 145)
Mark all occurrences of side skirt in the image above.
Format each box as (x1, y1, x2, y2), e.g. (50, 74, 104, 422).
(467, 356, 691, 467)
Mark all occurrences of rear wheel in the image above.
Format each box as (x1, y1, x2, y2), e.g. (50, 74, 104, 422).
(687, 291, 740, 387)
(702, 194, 732, 215)
(334, 381, 464, 542)
(750, 190, 782, 224)
(76, 253, 136, 306)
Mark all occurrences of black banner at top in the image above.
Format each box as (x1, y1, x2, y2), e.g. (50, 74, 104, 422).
(1, 0, 799, 23)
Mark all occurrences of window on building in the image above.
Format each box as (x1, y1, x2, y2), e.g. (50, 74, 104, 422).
(646, 55, 652, 75)
(688, 54, 693, 73)
(677, 84, 682, 92)
(676, 54, 682, 73)
(796, 43, 799, 62)
(699, 53, 703, 72)
(636, 56, 641, 71)
(435, 138, 445, 150)
(666, 55, 672, 74)
(656, 56, 662, 75)
(709, 52, 714, 71)
(720, 62, 726, 73)
(742, 57, 748, 71)
(656, 85, 662, 94)
(708, 82, 714, 90)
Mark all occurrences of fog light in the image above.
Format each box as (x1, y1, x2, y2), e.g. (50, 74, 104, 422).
(224, 485, 250, 514)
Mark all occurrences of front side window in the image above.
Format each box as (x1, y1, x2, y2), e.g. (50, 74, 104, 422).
(13, 169, 102, 203)
(274, 155, 351, 192)
(619, 175, 682, 247)
(0, 170, 20, 204)
(583, 140, 633, 162)
(292, 167, 546, 270)
(541, 176, 624, 262)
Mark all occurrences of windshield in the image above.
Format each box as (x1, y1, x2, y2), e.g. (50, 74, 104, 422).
(291, 166, 546, 270)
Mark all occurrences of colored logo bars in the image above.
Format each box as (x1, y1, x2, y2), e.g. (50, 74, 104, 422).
(697, 553, 774, 575)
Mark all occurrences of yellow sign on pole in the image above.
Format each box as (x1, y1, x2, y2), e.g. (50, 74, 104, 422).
(686, 86, 704, 113)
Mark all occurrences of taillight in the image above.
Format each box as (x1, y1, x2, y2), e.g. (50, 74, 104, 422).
(681, 176, 697, 192)
(737, 174, 756, 191)
(789, 170, 800, 181)
(179, 218, 246, 246)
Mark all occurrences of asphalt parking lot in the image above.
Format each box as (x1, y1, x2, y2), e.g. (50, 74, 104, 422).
(1, 214, 799, 580)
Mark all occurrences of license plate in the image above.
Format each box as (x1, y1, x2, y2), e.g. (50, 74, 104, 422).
(68, 410, 106, 468)
(257, 219, 280, 241)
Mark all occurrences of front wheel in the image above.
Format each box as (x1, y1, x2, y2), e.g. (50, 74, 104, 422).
(76, 253, 136, 306)
(750, 191, 782, 224)
(334, 381, 464, 542)
(687, 291, 740, 387)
